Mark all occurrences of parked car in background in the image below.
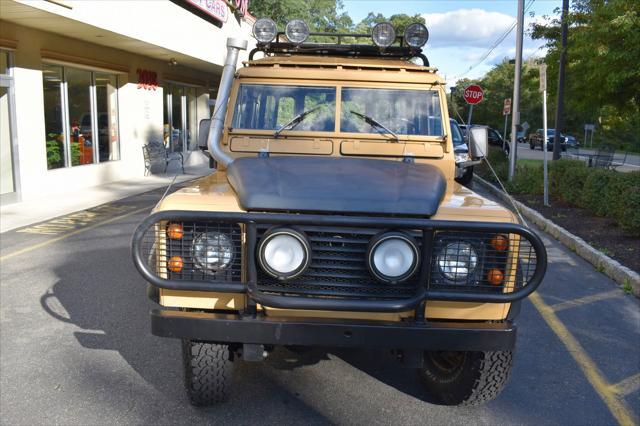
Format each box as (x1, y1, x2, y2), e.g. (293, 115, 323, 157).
(564, 134, 579, 148)
(529, 129, 567, 151)
(487, 127, 510, 154)
(451, 119, 476, 185)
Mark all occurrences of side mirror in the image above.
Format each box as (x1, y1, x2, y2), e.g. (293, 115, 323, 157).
(469, 126, 488, 159)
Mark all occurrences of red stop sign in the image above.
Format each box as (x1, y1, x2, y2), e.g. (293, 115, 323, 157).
(463, 85, 484, 105)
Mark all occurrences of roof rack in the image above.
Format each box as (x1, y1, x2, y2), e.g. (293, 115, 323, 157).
(249, 32, 429, 67)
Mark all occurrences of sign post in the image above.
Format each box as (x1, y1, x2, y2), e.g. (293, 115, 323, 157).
(463, 84, 484, 138)
(584, 123, 595, 147)
(540, 64, 549, 206)
(503, 98, 511, 150)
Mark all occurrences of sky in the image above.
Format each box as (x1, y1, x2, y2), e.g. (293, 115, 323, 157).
(342, 0, 560, 86)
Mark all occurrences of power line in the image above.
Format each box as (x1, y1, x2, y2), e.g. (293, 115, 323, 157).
(453, 0, 535, 80)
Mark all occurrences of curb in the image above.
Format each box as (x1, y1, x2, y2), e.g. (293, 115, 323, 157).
(475, 176, 640, 297)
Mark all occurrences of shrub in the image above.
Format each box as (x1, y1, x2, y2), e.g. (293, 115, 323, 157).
(477, 152, 640, 235)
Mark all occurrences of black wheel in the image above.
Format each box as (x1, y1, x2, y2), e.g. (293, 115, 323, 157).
(420, 350, 513, 406)
(529, 143, 535, 150)
(455, 166, 474, 186)
(182, 339, 234, 406)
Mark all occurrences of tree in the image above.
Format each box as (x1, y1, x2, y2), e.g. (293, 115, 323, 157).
(450, 59, 543, 137)
(249, 0, 352, 32)
(532, 0, 640, 150)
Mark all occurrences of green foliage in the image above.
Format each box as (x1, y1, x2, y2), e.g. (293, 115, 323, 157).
(477, 150, 640, 234)
(46, 134, 63, 169)
(531, 0, 640, 151)
(450, 60, 543, 136)
(249, 0, 352, 32)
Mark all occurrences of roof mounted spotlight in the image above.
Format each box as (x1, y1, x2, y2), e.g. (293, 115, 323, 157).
(285, 19, 310, 44)
(371, 22, 396, 48)
(404, 23, 429, 48)
(253, 18, 277, 43)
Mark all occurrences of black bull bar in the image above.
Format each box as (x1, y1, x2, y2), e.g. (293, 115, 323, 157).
(132, 210, 547, 313)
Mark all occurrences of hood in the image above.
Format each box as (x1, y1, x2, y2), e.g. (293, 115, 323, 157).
(226, 156, 446, 217)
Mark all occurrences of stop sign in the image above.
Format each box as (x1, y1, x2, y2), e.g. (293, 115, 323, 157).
(463, 85, 484, 105)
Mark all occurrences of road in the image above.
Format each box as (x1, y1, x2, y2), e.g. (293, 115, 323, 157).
(516, 143, 640, 172)
(1, 184, 639, 425)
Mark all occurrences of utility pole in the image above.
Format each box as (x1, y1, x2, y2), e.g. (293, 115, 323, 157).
(540, 64, 549, 206)
(553, 0, 569, 161)
(509, 0, 525, 181)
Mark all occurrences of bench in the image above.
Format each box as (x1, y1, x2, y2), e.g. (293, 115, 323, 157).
(142, 141, 184, 175)
(592, 145, 614, 169)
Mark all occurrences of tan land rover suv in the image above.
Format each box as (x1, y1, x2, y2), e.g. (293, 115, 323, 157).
(132, 19, 547, 407)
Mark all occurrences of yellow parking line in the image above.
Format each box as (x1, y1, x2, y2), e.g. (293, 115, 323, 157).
(530, 293, 637, 426)
(0, 205, 152, 263)
(550, 290, 622, 312)
(610, 373, 640, 397)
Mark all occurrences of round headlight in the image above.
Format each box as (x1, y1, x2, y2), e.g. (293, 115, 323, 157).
(368, 232, 420, 283)
(404, 22, 429, 48)
(371, 22, 396, 48)
(436, 241, 478, 281)
(253, 18, 277, 43)
(192, 232, 235, 273)
(258, 228, 310, 279)
(285, 19, 309, 44)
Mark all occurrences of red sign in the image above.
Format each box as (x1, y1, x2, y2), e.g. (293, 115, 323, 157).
(136, 69, 158, 91)
(463, 85, 484, 105)
(232, 0, 249, 16)
(184, 0, 228, 23)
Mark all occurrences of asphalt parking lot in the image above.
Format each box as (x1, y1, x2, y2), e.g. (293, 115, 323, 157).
(1, 183, 638, 425)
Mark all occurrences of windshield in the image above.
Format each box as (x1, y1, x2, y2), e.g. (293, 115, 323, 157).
(341, 88, 443, 136)
(232, 85, 335, 131)
(450, 120, 464, 146)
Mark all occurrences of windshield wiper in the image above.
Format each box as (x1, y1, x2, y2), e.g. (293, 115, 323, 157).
(274, 105, 322, 138)
(349, 110, 399, 142)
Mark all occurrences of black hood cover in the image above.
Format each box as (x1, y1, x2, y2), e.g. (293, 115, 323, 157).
(226, 156, 446, 217)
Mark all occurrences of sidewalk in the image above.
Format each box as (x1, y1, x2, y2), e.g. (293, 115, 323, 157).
(0, 165, 211, 234)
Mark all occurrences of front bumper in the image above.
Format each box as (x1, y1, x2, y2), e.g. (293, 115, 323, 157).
(151, 309, 517, 351)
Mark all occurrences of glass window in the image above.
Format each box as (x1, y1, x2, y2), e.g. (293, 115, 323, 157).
(42, 65, 119, 169)
(232, 85, 336, 132)
(66, 67, 94, 166)
(95, 73, 120, 161)
(340, 88, 443, 136)
(42, 64, 65, 169)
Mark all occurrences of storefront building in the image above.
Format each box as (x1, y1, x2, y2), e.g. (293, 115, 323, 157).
(0, 0, 254, 203)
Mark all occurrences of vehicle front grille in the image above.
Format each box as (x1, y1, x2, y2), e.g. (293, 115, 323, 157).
(256, 226, 422, 300)
(428, 231, 537, 293)
(138, 221, 243, 283)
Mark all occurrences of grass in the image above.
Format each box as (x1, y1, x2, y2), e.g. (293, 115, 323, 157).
(622, 280, 633, 294)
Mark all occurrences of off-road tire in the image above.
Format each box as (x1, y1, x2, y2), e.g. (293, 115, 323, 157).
(420, 350, 513, 406)
(182, 339, 234, 406)
(529, 143, 535, 150)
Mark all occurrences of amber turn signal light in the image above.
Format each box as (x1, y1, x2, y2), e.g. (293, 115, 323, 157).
(168, 256, 184, 273)
(487, 268, 504, 285)
(490, 235, 509, 251)
(167, 223, 184, 239)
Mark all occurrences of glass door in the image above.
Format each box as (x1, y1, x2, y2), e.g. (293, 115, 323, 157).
(163, 83, 198, 155)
